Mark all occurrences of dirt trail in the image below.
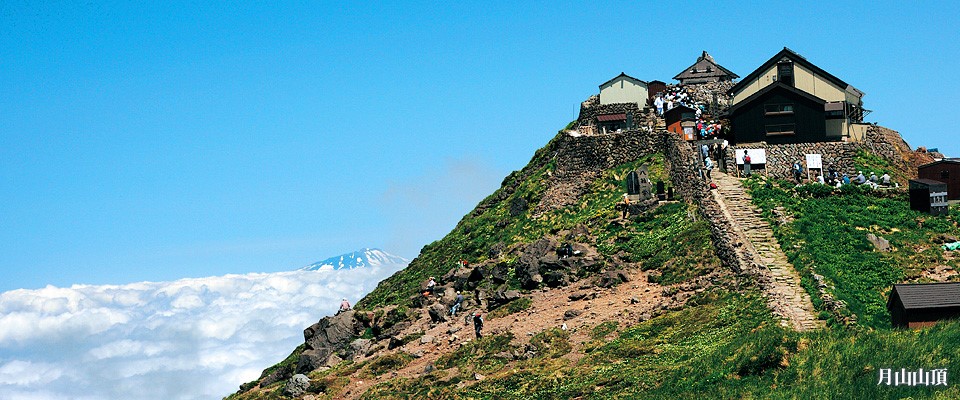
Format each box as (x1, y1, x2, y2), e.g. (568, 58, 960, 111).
(338, 267, 680, 399)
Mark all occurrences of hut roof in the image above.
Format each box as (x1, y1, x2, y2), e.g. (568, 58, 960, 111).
(890, 283, 960, 310)
(729, 47, 863, 99)
(673, 51, 739, 82)
(599, 72, 647, 89)
(919, 159, 960, 169)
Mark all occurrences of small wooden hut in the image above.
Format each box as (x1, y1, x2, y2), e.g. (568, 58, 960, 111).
(887, 282, 960, 329)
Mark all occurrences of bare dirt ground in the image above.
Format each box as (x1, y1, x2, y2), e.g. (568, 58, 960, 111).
(336, 266, 689, 399)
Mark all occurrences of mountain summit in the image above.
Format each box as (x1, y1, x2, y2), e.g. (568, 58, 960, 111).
(299, 248, 409, 272)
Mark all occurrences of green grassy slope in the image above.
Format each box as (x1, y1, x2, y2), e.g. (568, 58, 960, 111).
(357, 137, 671, 309)
(230, 139, 960, 399)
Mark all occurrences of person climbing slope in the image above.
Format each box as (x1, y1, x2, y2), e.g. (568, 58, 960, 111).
(473, 311, 484, 339)
(450, 291, 464, 316)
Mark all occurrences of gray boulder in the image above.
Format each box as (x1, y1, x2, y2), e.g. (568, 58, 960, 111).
(428, 303, 448, 323)
(303, 311, 359, 351)
(597, 270, 630, 288)
(489, 289, 520, 309)
(283, 374, 310, 397)
(350, 338, 373, 357)
(296, 347, 333, 374)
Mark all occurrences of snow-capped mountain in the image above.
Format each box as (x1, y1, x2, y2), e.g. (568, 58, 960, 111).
(299, 248, 409, 272)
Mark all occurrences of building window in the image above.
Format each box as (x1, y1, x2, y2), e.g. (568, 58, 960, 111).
(764, 103, 794, 115)
(765, 123, 795, 136)
(778, 62, 794, 86)
(825, 110, 845, 118)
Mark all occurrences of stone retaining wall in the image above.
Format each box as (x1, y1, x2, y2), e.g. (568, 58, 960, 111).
(661, 134, 748, 275)
(722, 125, 915, 181)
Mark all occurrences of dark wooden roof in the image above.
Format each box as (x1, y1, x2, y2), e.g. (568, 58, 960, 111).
(599, 72, 647, 89)
(891, 283, 960, 310)
(728, 47, 863, 98)
(673, 51, 739, 81)
(910, 178, 948, 187)
(727, 81, 825, 116)
(919, 159, 960, 169)
(597, 113, 627, 121)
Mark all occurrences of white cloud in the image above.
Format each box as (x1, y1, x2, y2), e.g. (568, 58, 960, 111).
(0, 263, 405, 400)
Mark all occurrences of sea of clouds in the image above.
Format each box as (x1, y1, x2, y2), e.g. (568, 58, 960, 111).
(0, 263, 406, 400)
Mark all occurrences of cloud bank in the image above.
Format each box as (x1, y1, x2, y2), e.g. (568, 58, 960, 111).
(0, 264, 405, 400)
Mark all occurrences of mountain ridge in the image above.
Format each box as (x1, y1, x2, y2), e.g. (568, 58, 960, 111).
(228, 91, 960, 399)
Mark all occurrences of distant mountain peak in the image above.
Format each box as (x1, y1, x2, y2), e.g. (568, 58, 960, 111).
(299, 248, 409, 272)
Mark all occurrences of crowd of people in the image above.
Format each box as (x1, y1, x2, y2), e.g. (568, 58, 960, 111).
(816, 166, 893, 189)
(654, 85, 724, 141)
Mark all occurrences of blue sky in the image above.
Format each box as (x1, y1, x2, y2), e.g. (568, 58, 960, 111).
(2, 1, 958, 292)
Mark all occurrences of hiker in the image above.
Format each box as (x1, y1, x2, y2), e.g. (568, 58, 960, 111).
(620, 193, 631, 219)
(427, 277, 436, 296)
(704, 157, 714, 179)
(654, 96, 664, 116)
(793, 160, 803, 184)
(473, 311, 484, 339)
(742, 150, 752, 177)
(339, 298, 351, 313)
(450, 291, 464, 316)
(558, 243, 572, 259)
(855, 171, 867, 185)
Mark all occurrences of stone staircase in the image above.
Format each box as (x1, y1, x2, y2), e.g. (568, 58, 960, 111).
(711, 171, 822, 331)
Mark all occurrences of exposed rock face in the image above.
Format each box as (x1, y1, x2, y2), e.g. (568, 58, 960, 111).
(597, 270, 630, 288)
(428, 303, 448, 323)
(489, 289, 521, 309)
(283, 374, 310, 397)
(350, 338, 373, 357)
(295, 311, 366, 374)
(303, 311, 359, 351)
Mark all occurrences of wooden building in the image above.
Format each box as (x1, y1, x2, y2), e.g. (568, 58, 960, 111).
(673, 51, 738, 85)
(596, 113, 631, 134)
(918, 159, 960, 200)
(599, 72, 648, 109)
(647, 80, 666, 105)
(888, 282, 960, 329)
(909, 179, 949, 216)
(727, 48, 868, 144)
(664, 105, 697, 140)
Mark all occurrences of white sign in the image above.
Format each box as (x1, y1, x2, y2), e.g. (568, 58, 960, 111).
(805, 154, 823, 169)
(735, 149, 766, 165)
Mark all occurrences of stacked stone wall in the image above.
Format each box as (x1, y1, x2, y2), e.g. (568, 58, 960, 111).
(722, 125, 916, 181)
(532, 129, 660, 215)
(576, 102, 657, 132)
(661, 134, 747, 275)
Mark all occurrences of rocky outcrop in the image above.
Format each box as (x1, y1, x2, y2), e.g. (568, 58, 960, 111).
(283, 374, 310, 397)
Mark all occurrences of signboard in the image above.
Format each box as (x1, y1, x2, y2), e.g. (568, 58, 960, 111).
(805, 154, 823, 169)
(735, 149, 767, 165)
(625, 166, 653, 200)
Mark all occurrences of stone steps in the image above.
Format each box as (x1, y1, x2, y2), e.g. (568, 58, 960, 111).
(711, 171, 822, 331)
